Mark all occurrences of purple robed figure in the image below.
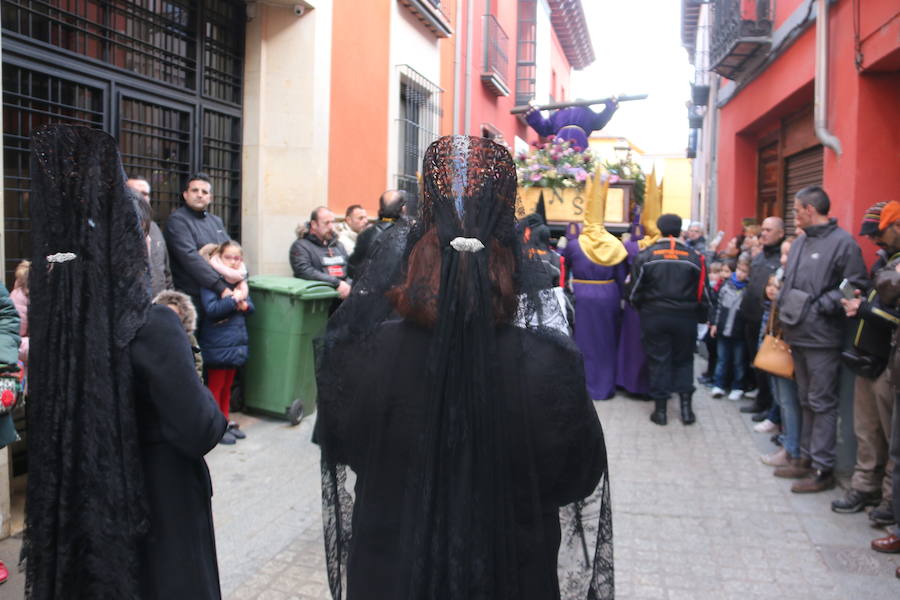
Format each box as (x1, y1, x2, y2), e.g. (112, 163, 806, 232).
(564, 229, 627, 400)
(616, 207, 650, 395)
(525, 101, 618, 151)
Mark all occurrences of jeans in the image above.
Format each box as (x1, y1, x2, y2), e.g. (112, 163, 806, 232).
(714, 336, 746, 391)
(772, 375, 801, 458)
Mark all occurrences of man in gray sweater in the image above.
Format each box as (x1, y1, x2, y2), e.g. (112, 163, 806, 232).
(776, 186, 868, 492)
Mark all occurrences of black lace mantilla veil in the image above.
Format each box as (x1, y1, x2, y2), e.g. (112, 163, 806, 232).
(315, 135, 613, 600)
(22, 125, 151, 598)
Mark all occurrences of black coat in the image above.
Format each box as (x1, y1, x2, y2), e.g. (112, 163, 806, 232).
(131, 305, 227, 600)
(628, 236, 710, 318)
(164, 205, 231, 297)
(324, 321, 606, 599)
(738, 239, 783, 323)
(289, 233, 350, 287)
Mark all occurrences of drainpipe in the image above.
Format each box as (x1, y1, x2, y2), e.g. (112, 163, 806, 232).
(814, 0, 842, 156)
(463, 0, 474, 134)
(453, 0, 463, 134)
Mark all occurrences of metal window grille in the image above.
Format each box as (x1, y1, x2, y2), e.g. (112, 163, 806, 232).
(118, 96, 192, 232)
(396, 65, 442, 200)
(483, 14, 509, 89)
(1, 65, 104, 281)
(2, 0, 245, 281)
(2, 0, 197, 89)
(202, 0, 243, 104)
(515, 0, 537, 106)
(203, 110, 242, 240)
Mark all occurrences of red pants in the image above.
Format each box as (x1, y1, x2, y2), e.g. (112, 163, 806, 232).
(207, 368, 236, 420)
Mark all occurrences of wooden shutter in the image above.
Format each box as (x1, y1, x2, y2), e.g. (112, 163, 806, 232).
(757, 142, 779, 221)
(783, 145, 824, 234)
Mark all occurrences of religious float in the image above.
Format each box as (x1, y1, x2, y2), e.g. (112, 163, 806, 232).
(512, 95, 647, 232)
(514, 136, 641, 232)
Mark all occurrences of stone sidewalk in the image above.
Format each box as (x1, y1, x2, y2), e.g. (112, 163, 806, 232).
(1, 380, 899, 598)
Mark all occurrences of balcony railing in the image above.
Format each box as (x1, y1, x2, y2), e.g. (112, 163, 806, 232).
(481, 14, 510, 96)
(710, 0, 773, 79)
(399, 0, 453, 38)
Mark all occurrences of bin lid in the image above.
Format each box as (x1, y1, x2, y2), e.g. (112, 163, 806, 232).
(248, 275, 340, 299)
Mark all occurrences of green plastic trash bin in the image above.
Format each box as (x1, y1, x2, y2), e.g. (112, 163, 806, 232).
(242, 275, 338, 425)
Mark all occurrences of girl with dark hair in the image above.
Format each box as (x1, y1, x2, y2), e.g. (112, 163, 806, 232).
(315, 135, 613, 600)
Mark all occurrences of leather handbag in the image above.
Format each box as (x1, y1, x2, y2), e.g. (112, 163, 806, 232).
(753, 308, 794, 379)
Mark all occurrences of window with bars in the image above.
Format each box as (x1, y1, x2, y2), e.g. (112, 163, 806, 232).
(396, 65, 442, 200)
(1, 0, 244, 281)
(1, 65, 105, 280)
(203, 110, 242, 240)
(515, 0, 537, 106)
(118, 96, 193, 230)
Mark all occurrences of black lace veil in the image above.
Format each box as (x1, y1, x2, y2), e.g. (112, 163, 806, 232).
(22, 125, 151, 598)
(315, 135, 613, 599)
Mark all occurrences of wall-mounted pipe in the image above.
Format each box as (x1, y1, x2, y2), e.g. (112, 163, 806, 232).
(814, 0, 842, 156)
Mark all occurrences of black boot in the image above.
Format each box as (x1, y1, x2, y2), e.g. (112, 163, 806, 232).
(679, 392, 696, 425)
(650, 397, 667, 426)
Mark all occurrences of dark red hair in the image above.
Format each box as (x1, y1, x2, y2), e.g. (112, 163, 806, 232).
(388, 228, 517, 328)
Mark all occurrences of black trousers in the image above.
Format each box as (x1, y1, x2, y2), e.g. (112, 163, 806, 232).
(744, 320, 773, 408)
(639, 310, 696, 401)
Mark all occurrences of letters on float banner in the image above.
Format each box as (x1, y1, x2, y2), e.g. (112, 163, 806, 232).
(517, 185, 629, 225)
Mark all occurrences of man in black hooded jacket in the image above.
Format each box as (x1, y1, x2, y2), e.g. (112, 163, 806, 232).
(628, 213, 710, 427)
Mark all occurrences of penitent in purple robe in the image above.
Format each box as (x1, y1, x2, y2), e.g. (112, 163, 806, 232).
(525, 102, 617, 151)
(616, 239, 650, 396)
(564, 234, 627, 400)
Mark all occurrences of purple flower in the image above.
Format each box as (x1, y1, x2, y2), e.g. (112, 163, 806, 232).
(530, 172, 543, 182)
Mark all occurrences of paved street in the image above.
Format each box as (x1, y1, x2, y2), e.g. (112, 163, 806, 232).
(2, 370, 900, 599)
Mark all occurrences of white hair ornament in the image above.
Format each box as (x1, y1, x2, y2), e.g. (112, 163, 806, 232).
(449, 237, 485, 253)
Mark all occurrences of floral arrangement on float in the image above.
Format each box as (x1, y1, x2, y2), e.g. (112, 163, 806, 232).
(515, 136, 596, 189)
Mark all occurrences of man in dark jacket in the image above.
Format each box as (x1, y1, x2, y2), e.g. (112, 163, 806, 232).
(349, 189, 406, 279)
(290, 207, 352, 299)
(868, 203, 900, 567)
(128, 176, 173, 297)
(776, 186, 868, 493)
(164, 173, 231, 310)
(628, 213, 710, 426)
(834, 202, 900, 523)
(739, 216, 785, 415)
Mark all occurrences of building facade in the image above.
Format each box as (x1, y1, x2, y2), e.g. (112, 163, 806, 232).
(683, 0, 900, 245)
(0, 0, 594, 540)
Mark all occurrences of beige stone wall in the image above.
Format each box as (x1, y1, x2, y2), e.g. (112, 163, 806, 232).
(661, 157, 693, 222)
(241, 1, 333, 277)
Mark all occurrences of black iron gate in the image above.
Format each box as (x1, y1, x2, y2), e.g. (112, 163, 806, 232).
(1, 0, 245, 282)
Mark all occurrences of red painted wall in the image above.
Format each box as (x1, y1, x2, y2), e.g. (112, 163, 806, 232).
(466, 0, 528, 144)
(462, 0, 573, 147)
(328, 0, 391, 216)
(714, 0, 900, 264)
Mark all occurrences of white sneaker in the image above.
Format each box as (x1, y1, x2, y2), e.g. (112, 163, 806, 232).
(743, 388, 759, 399)
(753, 419, 779, 433)
(727, 389, 744, 401)
(711, 386, 726, 398)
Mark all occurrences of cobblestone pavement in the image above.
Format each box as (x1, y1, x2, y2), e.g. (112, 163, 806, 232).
(2, 371, 900, 599)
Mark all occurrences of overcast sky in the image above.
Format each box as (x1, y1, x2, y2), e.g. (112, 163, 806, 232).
(570, 0, 695, 156)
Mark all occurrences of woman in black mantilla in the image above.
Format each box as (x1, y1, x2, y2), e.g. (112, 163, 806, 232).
(23, 124, 226, 599)
(315, 135, 613, 600)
